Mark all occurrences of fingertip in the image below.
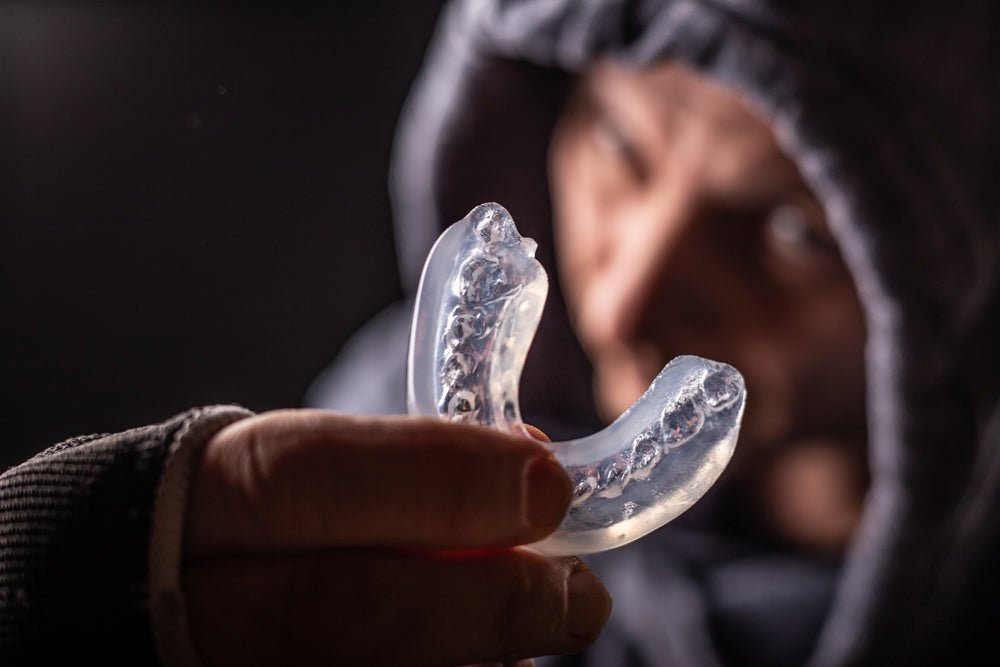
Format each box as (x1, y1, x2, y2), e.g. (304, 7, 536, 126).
(565, 563, 612, 643)
(523, 424, 551, 442)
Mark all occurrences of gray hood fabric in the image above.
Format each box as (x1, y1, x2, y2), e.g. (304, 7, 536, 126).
(307, 1, 1000, 665)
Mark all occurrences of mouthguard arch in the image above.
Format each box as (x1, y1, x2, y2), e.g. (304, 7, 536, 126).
(408, 203, 745, 555)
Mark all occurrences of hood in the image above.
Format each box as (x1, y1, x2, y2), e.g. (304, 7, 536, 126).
(387, 1, 999, 664)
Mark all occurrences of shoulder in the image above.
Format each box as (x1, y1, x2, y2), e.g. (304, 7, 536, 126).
(304, 299, 414, 416)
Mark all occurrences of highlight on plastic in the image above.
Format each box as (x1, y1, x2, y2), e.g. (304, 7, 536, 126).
(408, 203, 746, 555)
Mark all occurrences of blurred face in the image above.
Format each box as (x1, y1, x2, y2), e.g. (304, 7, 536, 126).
(549, 62, 868, 553)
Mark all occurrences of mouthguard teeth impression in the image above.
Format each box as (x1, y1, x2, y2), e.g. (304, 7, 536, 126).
(408, 203, 746, 555)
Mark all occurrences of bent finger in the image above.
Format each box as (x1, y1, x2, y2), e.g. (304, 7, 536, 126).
(185, 548, 611, 667)
(187, 410, 572, 555)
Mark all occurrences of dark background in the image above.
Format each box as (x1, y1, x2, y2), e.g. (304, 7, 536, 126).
(1, 2, 445, 468)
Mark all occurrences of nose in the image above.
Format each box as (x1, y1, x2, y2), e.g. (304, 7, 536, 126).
(595, 173, 721, 347)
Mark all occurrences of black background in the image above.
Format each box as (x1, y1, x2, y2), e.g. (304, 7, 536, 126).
(1, 2, 445, 468)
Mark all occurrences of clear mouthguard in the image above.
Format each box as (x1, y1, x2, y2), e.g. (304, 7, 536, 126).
(407, 203, 746, 555)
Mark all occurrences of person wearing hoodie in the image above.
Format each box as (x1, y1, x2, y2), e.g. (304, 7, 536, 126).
(309, 1, 999, 664)
(2, 1, 997, 666)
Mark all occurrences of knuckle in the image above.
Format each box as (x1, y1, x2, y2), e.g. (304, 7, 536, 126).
(228, 420, 316, 543)
(232, 428, 281, 536)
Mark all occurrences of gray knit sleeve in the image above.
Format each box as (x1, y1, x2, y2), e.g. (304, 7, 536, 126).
(0, 406, 252, 664)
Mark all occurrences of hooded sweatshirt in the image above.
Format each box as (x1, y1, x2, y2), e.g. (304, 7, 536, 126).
(306, 1, 1000, 665)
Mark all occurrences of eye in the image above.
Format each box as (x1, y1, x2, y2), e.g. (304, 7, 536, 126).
(763, 205, 838, 265)
(590, 111, 650, 184)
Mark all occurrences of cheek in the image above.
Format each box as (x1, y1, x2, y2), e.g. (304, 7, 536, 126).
(796, 290, 867, 428)
(724, 278, 866, 450)
(758, 281, 866, 439)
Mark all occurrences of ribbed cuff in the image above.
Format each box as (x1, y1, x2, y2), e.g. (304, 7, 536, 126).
(148, 405, 255, 667)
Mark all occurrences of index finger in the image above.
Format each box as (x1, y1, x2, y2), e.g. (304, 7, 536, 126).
(186, 410, 572, 556)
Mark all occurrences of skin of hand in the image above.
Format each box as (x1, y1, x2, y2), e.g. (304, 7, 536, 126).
(182, 409, 612, 667)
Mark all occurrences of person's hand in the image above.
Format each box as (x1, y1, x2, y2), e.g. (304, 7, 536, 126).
(182, 409, 612, 666)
